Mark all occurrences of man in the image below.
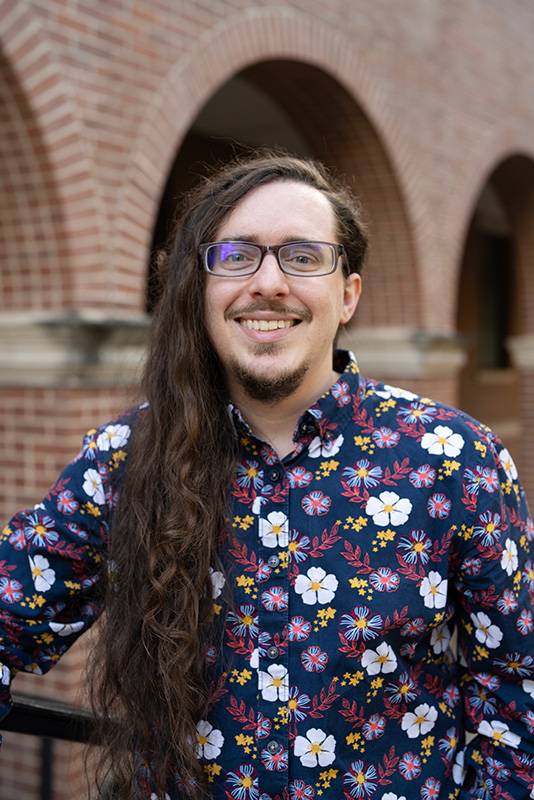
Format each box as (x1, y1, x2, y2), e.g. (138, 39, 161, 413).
(0, 153, 532, 800)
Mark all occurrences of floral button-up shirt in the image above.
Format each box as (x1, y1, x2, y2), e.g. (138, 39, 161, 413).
(0, 351, 533, 799)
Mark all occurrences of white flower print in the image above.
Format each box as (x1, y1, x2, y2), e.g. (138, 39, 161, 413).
(308, 433, 343, 458)
(249, 648, 259, 670)
(471, 611, 503, 649)
(1, 664, 10, 686)
(419, 571, 448, 609)
(477, 719, 521, 749)
(294, 566, 338, 605)
(209, 567, 225, 599)
(252, 495, 264, 515)
(430, 622, 451, 654)
(499, 448, 518, 482)
(294, 727, 336, 767)
(421, 425, 465, 458)
(82, 468, 105, 505)
(361, 642, 397, 675)
(258, 663, 289, 702)
(522, 679, 534, 699)
(96, 423, 130, 451)
(49, 621, 85, 637)
(195, 719, 224, 759)
(259, 511, 288, 548)
(382, 794, 407, 800)
(401, 703, 438, 738)
(501, 538, 518, 576)
(375, 384, 417, 401)
(29, 555, 55, 592)
(365, 491, 412, 527)
(452, 749, 466, 785)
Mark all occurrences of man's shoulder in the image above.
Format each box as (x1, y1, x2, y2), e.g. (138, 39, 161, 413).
(358, 374, 503, 455)
(78, 402, 147, 462)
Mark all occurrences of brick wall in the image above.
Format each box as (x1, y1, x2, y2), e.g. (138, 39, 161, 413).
(0, 0, 533, 796)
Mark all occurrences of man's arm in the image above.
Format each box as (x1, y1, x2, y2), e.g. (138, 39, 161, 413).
(0, 423, 122, 725)
(453, 430, 534, 798)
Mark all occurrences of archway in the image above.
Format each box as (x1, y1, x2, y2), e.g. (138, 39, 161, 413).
(456, 155, 534, 486)
(147, 60, 417, 332)
(0, 51, 71, 310)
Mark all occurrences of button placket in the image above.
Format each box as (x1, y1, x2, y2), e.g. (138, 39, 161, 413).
(256, 460, 290, 795)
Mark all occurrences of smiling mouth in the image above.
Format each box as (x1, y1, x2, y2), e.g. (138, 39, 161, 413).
(237, 319, 300, 331)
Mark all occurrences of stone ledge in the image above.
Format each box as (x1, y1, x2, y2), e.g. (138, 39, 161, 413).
(0, 311, 150, 387)
(0, 316, 469, 387)
(507, 334, 534, 370)
(340, 326, 467, 379)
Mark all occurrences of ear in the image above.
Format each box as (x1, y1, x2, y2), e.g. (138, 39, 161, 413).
(340, 272, 362, 325)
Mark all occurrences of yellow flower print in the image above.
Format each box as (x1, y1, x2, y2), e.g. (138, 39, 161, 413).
(233, 515, 254, 531)
(316, 459, 339, 479)
(474, 440, 487, 458)
(313, 606, 337, 631)
(203, 763, 222, 783)
(317, 768, 339, 789)
(84, 502, 101, 518)
(343, 515, 368, 533)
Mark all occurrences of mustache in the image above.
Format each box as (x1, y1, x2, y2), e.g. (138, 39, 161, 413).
(225, 302, 312, 322)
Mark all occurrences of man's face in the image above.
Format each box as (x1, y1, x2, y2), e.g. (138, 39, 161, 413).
(203, 180, 361, 402)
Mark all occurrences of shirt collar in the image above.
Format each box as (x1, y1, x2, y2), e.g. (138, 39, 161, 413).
(228, 349, 362, 447)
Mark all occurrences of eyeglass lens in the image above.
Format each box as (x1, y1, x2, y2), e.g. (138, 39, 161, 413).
(205, 242, 335, 276)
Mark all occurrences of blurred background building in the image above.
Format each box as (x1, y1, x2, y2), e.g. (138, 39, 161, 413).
(0, 0, 533, 796)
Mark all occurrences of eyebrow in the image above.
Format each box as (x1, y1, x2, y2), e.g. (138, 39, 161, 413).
(217, 235, 312, 244)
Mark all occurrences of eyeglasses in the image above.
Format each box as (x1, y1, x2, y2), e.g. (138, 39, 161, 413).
(199, 240, 347, 277)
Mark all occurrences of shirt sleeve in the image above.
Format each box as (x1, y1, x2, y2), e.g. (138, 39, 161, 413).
(0, 425, 115, 728)
(453, 429, 534, 798)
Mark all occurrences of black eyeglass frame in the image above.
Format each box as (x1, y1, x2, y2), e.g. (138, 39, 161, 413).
(199, 240, 348, 277)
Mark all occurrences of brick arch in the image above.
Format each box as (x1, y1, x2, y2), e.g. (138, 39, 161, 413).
(116, 8, 418, 325)
(429, 124, 534, 334)
(455, 151, 534, 482)
(488, 154, 534, 335)
(0, 0, 109, 311)
(453, 150, 534, 333)
(455, 151, 534, 500)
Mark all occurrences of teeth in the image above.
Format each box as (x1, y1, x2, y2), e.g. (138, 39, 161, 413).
(240, 319, 295, 330)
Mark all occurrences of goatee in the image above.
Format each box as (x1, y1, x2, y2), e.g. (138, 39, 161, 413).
(230, 357, 310, 403)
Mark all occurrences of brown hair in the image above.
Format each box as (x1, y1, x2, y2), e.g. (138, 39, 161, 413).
(89, 150, 368, 798)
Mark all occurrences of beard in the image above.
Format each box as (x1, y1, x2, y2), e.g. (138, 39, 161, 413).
(229, 347, 310, 403)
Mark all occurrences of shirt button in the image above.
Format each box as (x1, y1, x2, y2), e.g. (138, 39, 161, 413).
(269, 467, 282, 483)
(267, 555, 280, 568)
(266, 740, 281, 754)
(267, 646, 279, 659)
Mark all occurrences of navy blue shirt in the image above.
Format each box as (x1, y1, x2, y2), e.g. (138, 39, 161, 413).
(0, 351, 533, 798)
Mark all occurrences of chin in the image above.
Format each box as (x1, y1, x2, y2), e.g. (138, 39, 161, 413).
(230, 358, 310, 403)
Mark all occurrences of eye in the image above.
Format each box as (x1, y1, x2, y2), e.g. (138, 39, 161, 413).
(292, 253, 315, 265)
(281, 243, 324, 271)
(211, 243, 258, 271)
(287, 249, 320, 263)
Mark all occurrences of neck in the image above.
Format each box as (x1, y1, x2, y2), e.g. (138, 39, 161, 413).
(229, 359, 340, 459)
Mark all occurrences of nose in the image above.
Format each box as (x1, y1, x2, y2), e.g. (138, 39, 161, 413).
(246, 251, 290, 297)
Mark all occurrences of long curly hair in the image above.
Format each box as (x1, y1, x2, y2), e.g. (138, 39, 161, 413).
(89, 150, 368, 799)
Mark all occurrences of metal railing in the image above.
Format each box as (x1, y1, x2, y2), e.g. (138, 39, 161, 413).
(0, 693, 100, 800)
(1, 692, 97, 743)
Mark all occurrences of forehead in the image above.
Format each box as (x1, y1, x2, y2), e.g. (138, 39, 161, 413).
(215, 180, 338, 242)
